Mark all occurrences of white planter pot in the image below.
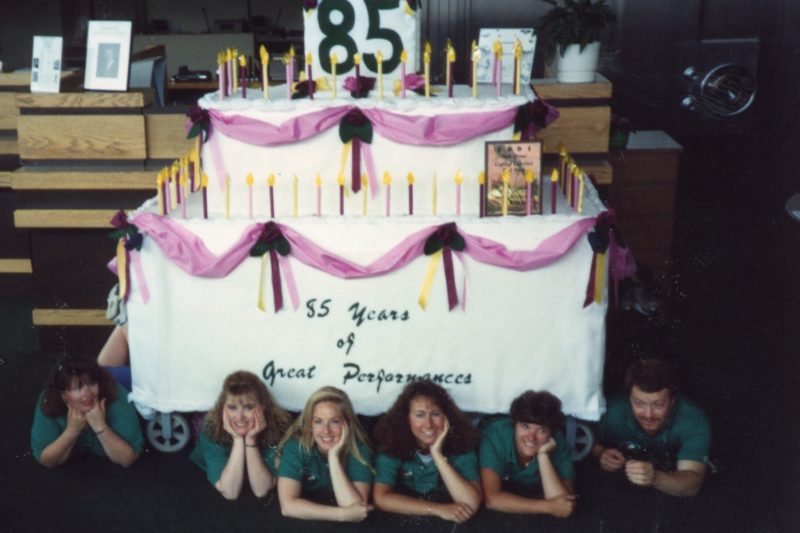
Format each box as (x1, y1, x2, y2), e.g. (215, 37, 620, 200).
(557, 41, 601, 83)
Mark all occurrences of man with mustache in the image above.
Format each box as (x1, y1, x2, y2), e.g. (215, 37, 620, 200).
(591, 358, 710, 497)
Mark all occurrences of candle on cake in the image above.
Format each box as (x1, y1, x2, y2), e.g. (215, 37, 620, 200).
(361, 174, 368, 216)
(259, 45, 269, 100)
(423, 42, 431, 97)
(478, 170, 486, 218)
(447, 45, 456, 98)
(354, 52, 361, 79)
(377, 50, 384, 99)
(432, 172, 438, 215)
(501, 168, 510, 216)
(315, 174, 322, 217)
(283, 54, 291, 98)
(524, 168, 534, 215)
(550, 168, 558, 214)
(232, 49, 239, 94)
(471, 41, 480, 98)
(494, 40, 503, 98)
(239, 54, 247, 98)
(268, 173, 276, 218)
(246, 172, 254, 219)
(400, 49, 408, 98)
(201, 174, 209, 219)
(454, 171, 463, 215)
(218, 52, 226, 98)
(331, 52, 338, 99)
(289, 45, 296, 86)
(383, 171, 392, 216)
(407, 171, 415, 215)
(180, 172, 187, 219)
(577, 172, 585, 213)
(170, 163, 178, 210)
(306, 52, 314, 100)
(513, 39, 523, 95)
(157, 171, 165, 215)
(226, 48, 233, 94)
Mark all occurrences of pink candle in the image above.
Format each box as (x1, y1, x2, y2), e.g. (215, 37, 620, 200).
(269, 186, 275, 218)
(285, 60, 291, 99)
(526, 183, 531, 216)
(181, 186, 187, 219)
(401, 62, 406, 98)
(497, 60, 503, 97)
(339, 185, 344, 215)
(241, 65, 247, 98)
(248, 188, 253, 219)
(456, 184, 461, 215)
(386, 186, 391, 216)
(218, 65, 225, 98)
(315, 175, 322, 217)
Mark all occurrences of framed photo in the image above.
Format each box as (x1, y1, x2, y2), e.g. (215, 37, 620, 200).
(476, 28, 536, 85)
(84, 20, 132, 91)
(31, 36, 63, 93)
(485, 140, 543, 216)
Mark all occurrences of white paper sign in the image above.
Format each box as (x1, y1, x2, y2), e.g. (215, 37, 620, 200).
(31, 36, 63, 94)
(303, 0, 420, 80)
(84, 20, 132, 91)
(477, 28, 536, 85)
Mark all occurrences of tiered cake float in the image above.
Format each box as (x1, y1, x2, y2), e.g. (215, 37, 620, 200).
(116, 1, 629, 421)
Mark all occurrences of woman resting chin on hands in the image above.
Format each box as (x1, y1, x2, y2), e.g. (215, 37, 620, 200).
(276, 386, 374, 522)
(372, 380, 482, 523)
(31, 357, 142, 468)
(190, 371, 291, 500)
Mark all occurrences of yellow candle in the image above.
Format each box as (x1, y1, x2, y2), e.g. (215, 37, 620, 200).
(577, 173, 585, 213)
(445, 45, 451, 90)
(501, 168, 510, 216)
(423, 42, 431, 97)
(361, 174, 368, 216)
(478, 170, 486, 185)
(231, 49, 239, 93)
(331, 52, 338, 99)
(259, 45, 269, 99)
(514, 39, 523, 95)
(432, 172, 438, 215)
(224, 175, 230, 219)
(292, 174, 298, 218)
(170, 163, 178, 210)
(471, 41, 479, 98)
(376, 50, 384, 99)
(156, 172, 164, 214)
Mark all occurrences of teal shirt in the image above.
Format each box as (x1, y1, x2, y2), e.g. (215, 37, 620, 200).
(479, 417, 575, 485)
(375, 449, 480, 495)
(278, 438, 373, 491)
(190, 429, 279, 485)
(30, 383, 143, 463)
(597, 393, 711, 468)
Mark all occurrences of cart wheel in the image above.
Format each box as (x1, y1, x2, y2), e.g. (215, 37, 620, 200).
(146, 413, 190, 453)
(571, 421, 594, 462)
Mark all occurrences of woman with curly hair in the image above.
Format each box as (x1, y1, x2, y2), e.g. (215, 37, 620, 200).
(190, 370, 292, 500)
(372, 380, 482, 523)
(31, 357, 142, 468)
(479, 390, 576, 517)
(276, 386, 374, 522)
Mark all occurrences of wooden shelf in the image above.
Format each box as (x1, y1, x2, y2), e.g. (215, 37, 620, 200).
(16, 91, 153, 109)
(10, 168, 154, 190)
(0, 258, 32, 274)
(14, 209, 131, 228)
(32, 308, 109, 326)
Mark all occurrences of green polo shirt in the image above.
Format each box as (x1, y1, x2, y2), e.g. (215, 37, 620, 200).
(30, 383, 143, 463)
(479, 417, 575, 485)
(190, 429, 279, 484)
(277, 438, 373, 491)
(375, 449, 480, 495)
(597, 393, 711, 468)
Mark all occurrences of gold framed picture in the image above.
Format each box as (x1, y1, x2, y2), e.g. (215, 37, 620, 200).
(484, 140, 543, 216)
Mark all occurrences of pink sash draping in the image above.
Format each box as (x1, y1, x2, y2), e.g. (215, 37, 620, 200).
(122, 212, 597, 280)
(208, 107, 352, 146)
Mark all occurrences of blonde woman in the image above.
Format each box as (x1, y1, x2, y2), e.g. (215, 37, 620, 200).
(277, 386, 373, 522)
(190, 371, 292, 500)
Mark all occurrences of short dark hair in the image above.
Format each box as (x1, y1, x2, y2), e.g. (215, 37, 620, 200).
(624, 358, 678, 395)
(509, 390, 565, 431)
(41, 357, 118, 417)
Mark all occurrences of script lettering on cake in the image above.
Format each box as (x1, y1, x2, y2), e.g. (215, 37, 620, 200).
(305, 298, 332, 318)
(361, 0, 403, 73)
(348, 301, 410, 328)
(342, 362, 473, 393)
(262, 360, 317, 387)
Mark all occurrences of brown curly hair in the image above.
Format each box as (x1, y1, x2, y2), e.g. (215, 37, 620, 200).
(204, 371, 292, 448)
(373, 380, 479, 460)
(41, 357, 118, 417)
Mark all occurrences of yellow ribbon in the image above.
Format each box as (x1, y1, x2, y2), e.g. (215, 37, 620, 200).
(594, 252, 606, 303)
(418, 250, 442, 310)
(116, 239, 128, 301)
(339, 141, 352, 197)
(257, 254, 267, 312)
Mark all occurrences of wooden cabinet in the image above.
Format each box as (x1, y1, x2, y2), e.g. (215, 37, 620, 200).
(609, 130, 682, 275)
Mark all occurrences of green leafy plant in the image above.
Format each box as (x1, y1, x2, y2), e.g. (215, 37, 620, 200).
(536, 0, 615, 64)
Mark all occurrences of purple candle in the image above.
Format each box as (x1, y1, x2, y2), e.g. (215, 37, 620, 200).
(306, 53, 314, 100)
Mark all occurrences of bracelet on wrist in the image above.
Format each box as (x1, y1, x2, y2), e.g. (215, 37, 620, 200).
(245, 443, 258, 448)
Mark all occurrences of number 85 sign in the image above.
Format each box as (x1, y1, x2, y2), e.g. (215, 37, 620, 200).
(304, 0, 420, 78)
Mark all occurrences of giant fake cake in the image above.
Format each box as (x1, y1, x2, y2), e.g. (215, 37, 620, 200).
(116, 1, 622, 421)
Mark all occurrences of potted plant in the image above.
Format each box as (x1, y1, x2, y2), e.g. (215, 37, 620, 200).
(536, 0, 615, 83)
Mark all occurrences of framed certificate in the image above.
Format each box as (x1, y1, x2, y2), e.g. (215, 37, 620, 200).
(485, 140, 543, 216)
(31, 36, 63, 93)
(84, 20, 132, 91)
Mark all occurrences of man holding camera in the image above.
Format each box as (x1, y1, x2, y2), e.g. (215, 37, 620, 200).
(591, 358, 711, 497)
